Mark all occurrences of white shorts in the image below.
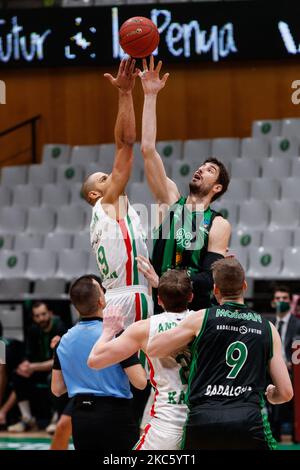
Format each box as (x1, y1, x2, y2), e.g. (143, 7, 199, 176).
(104, 285, 153, 329)
(104, 285, 153, 369)
(133, 418, 184, 451)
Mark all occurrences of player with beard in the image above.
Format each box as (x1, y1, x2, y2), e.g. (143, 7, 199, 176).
(139, 57, 231, 312)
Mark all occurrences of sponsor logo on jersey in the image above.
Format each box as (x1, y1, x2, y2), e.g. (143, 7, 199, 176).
(175, 228, 193, 249)
(216, 324, 262, 335)
(90, 212, 99, 232)
(216, 308, 262, 323)
(199, 226, 209, 235)
(91, 231, 102, 249)
(239, 326, 248, 334)
(204, 384, 252, 397)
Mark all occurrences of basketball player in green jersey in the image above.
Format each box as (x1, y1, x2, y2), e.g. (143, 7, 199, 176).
(139, 57, 231, 311)
(148, 258, 293, 450)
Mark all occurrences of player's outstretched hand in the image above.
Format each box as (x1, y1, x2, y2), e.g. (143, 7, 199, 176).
(136, 255, 159, 288)
(265, 384, 277, 404)
(104, 57, 140, 92)
(139, 55, 169, 95)
(103, 305, 124, 336)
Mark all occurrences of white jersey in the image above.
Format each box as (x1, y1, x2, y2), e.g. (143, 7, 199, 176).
(90, 198, 148, 291)
(146, 310, 193, 428)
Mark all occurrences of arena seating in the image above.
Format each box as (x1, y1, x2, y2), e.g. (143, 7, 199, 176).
(1, 117, 300, 297)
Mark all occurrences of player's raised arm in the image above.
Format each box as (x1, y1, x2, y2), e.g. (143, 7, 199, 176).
(266, 322, 293, 405)
(87, 306, 149, 369)
(140, 56, 180, 205)
(102, 58, 139, 204)
(147, 310, 205, 358)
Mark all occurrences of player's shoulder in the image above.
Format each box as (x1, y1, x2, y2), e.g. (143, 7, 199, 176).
(211, 214, 231, 235)
(186, 309, 205, 318)
(212, 214, 231, 229)
(183, 309, 206, 329)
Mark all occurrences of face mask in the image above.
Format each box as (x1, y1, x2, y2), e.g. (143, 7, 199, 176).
(275, 301, 290, 314)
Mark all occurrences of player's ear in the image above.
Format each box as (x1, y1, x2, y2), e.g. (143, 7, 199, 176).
(157, 295, 165, 310)
(243, 280, 247, 293)
(213, 183, 222, 196)
(98, 289, 106, 309)
(88, 190, 102, 205)
(188, 292, 194, 304)
(213, 284, 221, 300)
(99, 297, 106, 310)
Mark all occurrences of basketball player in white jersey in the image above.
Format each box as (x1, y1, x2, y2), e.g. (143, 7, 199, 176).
(81, 58, 153, 334)
(88, 269, 194, 450)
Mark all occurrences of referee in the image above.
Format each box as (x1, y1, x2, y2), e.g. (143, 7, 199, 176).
(51, 275, 146, 451)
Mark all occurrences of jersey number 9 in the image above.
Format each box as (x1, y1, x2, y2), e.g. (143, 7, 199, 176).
(225, 341, 248, 379)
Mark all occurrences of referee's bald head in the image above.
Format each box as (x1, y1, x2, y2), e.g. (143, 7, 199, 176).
(70, 275, 106, 317)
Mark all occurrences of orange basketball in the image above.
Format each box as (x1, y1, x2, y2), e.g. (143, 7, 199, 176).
(119, 17, 160, 58)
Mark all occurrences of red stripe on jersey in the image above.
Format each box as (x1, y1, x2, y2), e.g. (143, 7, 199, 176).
(134, 423, 151, 450)
(135, 293, 141, 322)
(118, 219, 132, 286)
(146, 355, 158, 418)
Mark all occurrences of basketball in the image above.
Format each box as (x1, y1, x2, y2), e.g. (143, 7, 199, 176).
(119, 17, 160, 58)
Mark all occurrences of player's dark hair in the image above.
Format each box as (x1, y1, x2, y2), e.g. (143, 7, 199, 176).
(69, 274, 105, 316)
(204, 158, 230, 202)
(212, 258, 245, 299)
(272, 285, 292, 300)
(158, 269, 193, 312)
(32, 301, 50, 311)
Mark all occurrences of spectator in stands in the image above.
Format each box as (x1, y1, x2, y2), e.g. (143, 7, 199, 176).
(0, 320, 24, 429)
(269, 285, 300, 443)
(7, 301, 67, 432)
